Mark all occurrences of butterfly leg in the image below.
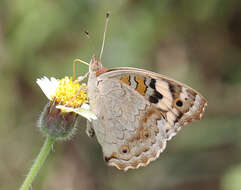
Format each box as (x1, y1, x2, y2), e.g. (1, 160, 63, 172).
(74, 71, 89, 83)
(86, 120, 95, 138)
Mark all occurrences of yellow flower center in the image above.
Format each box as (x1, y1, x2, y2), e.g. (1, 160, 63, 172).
(54, 77, 88, 108)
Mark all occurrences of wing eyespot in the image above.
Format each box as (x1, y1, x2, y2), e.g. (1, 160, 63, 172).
(140, 128, 151, 140)
(120, 145, 130, 154)
(176, 100, 183, 107)
(104, 157, 111, 162)
(149, 96, 158, 104)
(144, 132, 149, 138)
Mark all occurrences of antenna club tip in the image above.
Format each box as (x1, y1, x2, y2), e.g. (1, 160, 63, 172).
(84, 30, 89, 36)
(106, 12, 110, 18)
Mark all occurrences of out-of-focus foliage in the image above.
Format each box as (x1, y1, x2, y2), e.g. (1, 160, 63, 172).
(222, 164, 241, 190)
(0, 0, 241, 189)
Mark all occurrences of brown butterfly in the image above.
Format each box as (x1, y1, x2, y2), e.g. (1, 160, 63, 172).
(85, 13, 207, 171)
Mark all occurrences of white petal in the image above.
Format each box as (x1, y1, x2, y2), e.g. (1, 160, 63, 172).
(36, 76, 59, 100)
(56, 105, 97, 121)
(81, 103, 90, 110)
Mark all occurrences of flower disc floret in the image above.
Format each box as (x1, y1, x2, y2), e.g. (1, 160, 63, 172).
(54, 77, 88, 108)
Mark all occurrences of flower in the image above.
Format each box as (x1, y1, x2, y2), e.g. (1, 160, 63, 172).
(36, 76, 96, 121)
(36, 76, 96, 140)
(56, 104, 97, 122)
(36, 77, 59, 101)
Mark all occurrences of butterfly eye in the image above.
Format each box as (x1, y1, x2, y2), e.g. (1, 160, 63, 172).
(120, 145, 130, 154)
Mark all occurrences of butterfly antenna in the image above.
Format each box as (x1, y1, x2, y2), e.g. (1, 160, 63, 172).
(72, 29, 94, 80)
(84, 30, 90, 38)
(82, 29, 96, 55)
(99, 12, 110, 60)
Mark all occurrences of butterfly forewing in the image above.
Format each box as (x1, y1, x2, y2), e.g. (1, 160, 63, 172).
(98, 67, 207, 140)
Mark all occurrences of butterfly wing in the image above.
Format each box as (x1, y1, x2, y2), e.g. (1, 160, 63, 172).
(89, 67, 207, 171)
(90, 78, 167, 171)
(98, 67, 207, 140)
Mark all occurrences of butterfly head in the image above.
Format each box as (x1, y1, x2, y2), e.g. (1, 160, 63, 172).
(89, 55, 108, 75)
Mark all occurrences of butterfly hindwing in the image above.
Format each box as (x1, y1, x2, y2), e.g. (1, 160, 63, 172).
(90, 78, 167, 171)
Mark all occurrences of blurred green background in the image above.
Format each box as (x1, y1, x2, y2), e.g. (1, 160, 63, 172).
(0, 0, 241, 189)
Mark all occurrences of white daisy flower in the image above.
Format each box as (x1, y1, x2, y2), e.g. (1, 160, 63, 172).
(56, 104, 97, 121)
(36, 77, 59, 100)
(36, 76, 96, 121)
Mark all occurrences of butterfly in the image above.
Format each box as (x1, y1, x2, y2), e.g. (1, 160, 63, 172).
(84, 13, 207, 171)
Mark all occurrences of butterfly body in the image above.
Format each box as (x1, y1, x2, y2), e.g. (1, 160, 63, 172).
(87, 56, 207, 171)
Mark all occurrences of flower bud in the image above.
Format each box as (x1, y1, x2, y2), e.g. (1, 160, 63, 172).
(38, 101, 78, 140)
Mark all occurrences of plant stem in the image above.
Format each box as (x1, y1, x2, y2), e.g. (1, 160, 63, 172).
(19, 136, 55, 190)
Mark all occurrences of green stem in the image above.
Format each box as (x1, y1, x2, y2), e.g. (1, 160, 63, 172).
(19, 136, 55, 190)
